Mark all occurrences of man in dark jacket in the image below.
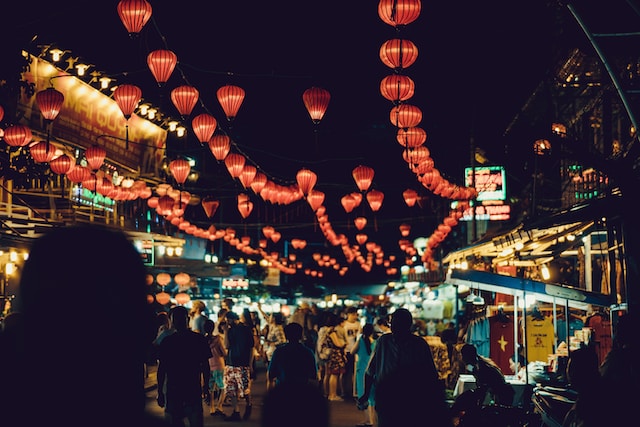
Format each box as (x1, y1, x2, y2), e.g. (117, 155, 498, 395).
(222, 310, 255, 421)
(358, 308, 451, 427)
(157, 305, 212, 427)
(267, 322, 318, 388)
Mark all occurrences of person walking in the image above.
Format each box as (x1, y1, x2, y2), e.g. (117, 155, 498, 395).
(341, 306, 362, 400)
(203, 318, 227, 417)
(189, 300, 208, 334)
(222, 310, 255, 422)
(325, 312, 347, 401)
(267, 322, 318, 388)
(156, 305, 212, 427)
(352, 322, 376, 427)
(357, 308, 451, 427)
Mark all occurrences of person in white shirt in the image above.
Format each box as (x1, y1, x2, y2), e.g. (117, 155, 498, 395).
(341, 306, 362, 400)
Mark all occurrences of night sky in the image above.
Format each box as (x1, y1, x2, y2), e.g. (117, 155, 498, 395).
(4, 1, 568, 285)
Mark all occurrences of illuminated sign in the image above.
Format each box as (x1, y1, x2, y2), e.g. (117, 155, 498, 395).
(460, 201, 511, 221)
(464, 166, 506, 201)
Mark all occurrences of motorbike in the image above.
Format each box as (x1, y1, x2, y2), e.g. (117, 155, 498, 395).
(531, 384, 577, 427)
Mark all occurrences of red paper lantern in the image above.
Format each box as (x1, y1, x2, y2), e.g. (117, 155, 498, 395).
(380, 74, 415, 102)
(399, 223, 411, 237)
(174, 272, 190, 287)
(3, 124, 32, 147)
(201, 197, 220, 218)
(170, 85, 199, 117)
(66, 165, 91, 183)
(49, 154, 73, 174)
(156, 272, 172, 287)
(307, 190, 325, 212)
(224, 153, 246, 178)
(354, 217, 367, 230)
(378, 0, 422, 27)
(208, 134, 231, 161)
(169, 159, 191, 185)
(402, 188, 418, 207)
(352, 165, 375, 192)
(296, 168, 317, 196)
(366, 189, 385, 212)
(217, 85, 245, 122)
(250, 172, 267, 194)
(341, 194, 357, 213)
(35, 87, 65, 121)
(237, 199, 254, 219)
(191, 113, 217, 144)
(302, 87, 330, 124)
(271, 231, 282, 243)
(155, 292, 171, 305)
(113, 84, 142, 120)
(117, 0, 152, 35)
(390, 103, 422, 128)
(356, 233, 368, 245)
(239, 164, 257, 189)
(174, 292, 191, 305)
(85, 145, 107, 171)
(379, 39, 419, 70)
(397, 126, 427, 148)
(147, 49, 177, 85)
(29, 141, 57, 163)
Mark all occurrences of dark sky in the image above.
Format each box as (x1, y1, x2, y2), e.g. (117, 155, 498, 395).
(5, 0, 562, 284)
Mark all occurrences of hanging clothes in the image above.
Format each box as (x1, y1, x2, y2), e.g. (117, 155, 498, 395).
(425, 335, 451, 382)
(489, 311, 515, 375)
(523, 311, 555, 363)
(585, 311, 612, 364)
(465, 310, 490, 358)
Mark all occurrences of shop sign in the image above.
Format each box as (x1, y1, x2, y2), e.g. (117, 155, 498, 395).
(464, 165, 507, 201)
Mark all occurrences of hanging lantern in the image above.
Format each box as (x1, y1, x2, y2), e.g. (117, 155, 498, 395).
(169, 159, 190, 185)
(356, 233, 368, 245)
(29, 141, 56, 163)
(380, 74, 415, 103)
(250, 172, 268, 194)
(307, 190, 325, 211)
(157, 195, 175, 215)
(390, 103, 422, 128)
(35, 87, 65, 122)
(0, 105, 3, 123)
(402, 188, 418, 207)
(354, 216, 367, 230)
(96, 177, 115, 196)
(403, 145, 430, 165)
(224, 153, 246, 178)
(237, 199, 254, 219)
(113, 84, 142, 120)
(239, 164, 257, 189)
(147, 49, 177, 86)
(208, 134, 231, 161)
(352, 165, 375, 192)
(170, 85, 199, 117)
(378, 0, 422, 27)
(366, 189, 385, 212)
(397, 126, 427, 148)
(85, 145, 107, 171)
(262, 226, 275, 239)
(217, 85, 245, 122)
(302, 87, 330, 124)
(3, 124, 32, 147)
(49, 154, 73, 174)
(271, 231, 282, 243)
(379, 39, 418, 70)
(66, 165, 91, 183)
(296, 168, 317, 196)
(399, 223, 411, 237)
(174, 272, 190, 287)
(156, 272, 172, 287)
(191, 113, 217, 144)
(117, 0, 153, 35)
(341, 194, 357, 213)
(174, 292, 191, 305)
(201, 197, 220, 218)
(155, 292, 171, 305)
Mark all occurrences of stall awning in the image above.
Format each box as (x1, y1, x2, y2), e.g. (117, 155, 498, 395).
(445, 269, 613, 309)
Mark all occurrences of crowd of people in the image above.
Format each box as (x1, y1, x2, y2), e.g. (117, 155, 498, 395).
(0, 224, 636, 427)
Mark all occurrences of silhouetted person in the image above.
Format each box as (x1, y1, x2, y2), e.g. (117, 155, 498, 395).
(261, 381, 329, 427)
(460, 343, 515, 406)
(563, 346, 607, 427)
(358, 308, 451, 427)
(267, 322, 318, 388)
(5, 224, 167, 427)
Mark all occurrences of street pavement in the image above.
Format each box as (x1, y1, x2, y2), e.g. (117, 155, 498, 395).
(144, 363, 367, 427)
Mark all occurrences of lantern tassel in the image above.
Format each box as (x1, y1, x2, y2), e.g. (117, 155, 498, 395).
(125, 124, 129, 150)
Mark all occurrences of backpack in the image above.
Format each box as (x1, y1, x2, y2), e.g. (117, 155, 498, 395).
(317, 328, 332, 360)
